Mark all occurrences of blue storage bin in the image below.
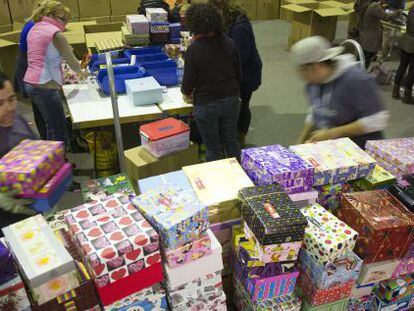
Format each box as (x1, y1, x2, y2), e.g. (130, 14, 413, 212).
(97, 65, 146, 95)
(124, 46, 163, 59)
(137, 53, 169, 63)
(89, 57, 131, 72)
(141, 60, 177, 71)
(146, 67, 179, 86)
(88, 51, 127, 72)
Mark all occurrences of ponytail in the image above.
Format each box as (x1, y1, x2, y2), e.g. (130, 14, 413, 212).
(29, 0, 70, 22)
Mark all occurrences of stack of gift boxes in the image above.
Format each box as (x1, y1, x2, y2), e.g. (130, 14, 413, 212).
(146, 8, 170, 46)
(289, 138, 376, 213)
(232, 184, 307, 310)
(124, 14, 150, 46)
(134, 170, 226, 310)
(0, 139, 72, 213)
(338, 190, 414, 310)
(297, 203, 361, 310)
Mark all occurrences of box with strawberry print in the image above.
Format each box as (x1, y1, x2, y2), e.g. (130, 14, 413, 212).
(64, 194, 163, 290)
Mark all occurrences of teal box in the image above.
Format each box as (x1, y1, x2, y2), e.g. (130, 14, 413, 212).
(125, 76, 163, 106)
(301, 298, 349, 310)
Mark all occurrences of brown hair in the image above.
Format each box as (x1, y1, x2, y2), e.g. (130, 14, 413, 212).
(30, 0, 70, 22)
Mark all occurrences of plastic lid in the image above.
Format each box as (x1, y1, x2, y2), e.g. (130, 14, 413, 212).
(140, 118, 189, 141)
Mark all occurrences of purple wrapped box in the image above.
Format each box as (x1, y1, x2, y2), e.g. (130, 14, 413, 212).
(241, 145, 314, 194)
(0, 140, 65, 195)
(0, 241, 16, 286)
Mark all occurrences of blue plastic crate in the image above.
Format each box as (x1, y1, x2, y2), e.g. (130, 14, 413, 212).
(124, 46, 163, 59)
(97, 65, 146, 95)
(146, 67, 179, 86)
(141, 60, 177, 71)
(88, 51, 128, 72)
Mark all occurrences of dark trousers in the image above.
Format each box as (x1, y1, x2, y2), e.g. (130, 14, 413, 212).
(394, 50, 414, 94)
(363, 50, 376, 68)
(25, 84, 68, 145)
(238, 90, 253, 135)
(194, 97, 241, 162)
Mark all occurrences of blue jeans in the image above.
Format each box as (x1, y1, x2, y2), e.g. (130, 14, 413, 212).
(24, 84, 68, 145)
(194, 97, 241, 162)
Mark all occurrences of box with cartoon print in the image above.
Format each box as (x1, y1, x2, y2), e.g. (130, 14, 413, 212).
(357, 260, 399, 286)
(375, 273, 414, 303)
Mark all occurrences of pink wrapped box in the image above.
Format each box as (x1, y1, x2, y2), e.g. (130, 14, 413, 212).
(164, 230, 212, 268)
(392, 256, 414, 278)
(0, 140, 65, 195)
(64, 194, 162, 288)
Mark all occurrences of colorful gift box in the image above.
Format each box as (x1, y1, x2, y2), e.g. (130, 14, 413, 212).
(149, 22, 170, 34)
(126, 14, 149, 34)
(301, 204, 358, 266)
(371, 293, 414, 310)
(241, 191, 307, 245)
(351, 165, 396, 191)
(167, 271, 224, 310)
(315, 182, 351, 213)
(375, 273, 414, 303)
(138, 170, 190, 194)
(64, 194, 162, 288)
(164, 230, 223, 289)
(183, 158, 254, 223)
(81, 173, 135, 203)
(289, 190, 319, 208)
(357, 260, 399, 286)
(299, 250, 362, 290)
(351, 283, 376, 299)
(339, 190, 414, 263)
(2, 215, 79, 304)
(132, 184, 209, 249)
(241, 145, 314, 194)
(164, 230, 212, 268)
(301, 298, 349, 311)
(104, 283, 168, 310)
(172, 292, 227, 311)
(298, 270, 354, 306)
(145, 8, 168, 22)
(393, 256, 414, 278)
(0, 140, 65, 194)
(0, 241, 16, 286)
(244, 223, 302, 263)
(0, 276, 31, 311)
(347, 295, 375, 311)
(30, 261, 100, 311)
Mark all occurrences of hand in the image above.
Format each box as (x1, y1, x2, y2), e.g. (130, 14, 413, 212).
(183, 94, 193, 104)
(0, 190, 37, 216)
(306, 129, 335, 143)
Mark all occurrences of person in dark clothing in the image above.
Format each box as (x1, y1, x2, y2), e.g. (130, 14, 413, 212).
(210, 0, 262, 145)
(138, 0, 182, 22)
(393, 5, 414, 104)
(0, 72, 37, 233)
(291, 36, 389, 149)
(181, 4, 241, 162)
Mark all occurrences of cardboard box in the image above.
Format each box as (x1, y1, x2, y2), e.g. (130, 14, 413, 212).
(232, 0, 258, 20)
(280, 0, 317, 21)
(110, 0, 139, 16)
(164, 230, 223, 289)
(126, 77, 163, 107)
(133, 174, 209, 249)
(78, 0, 111, 18)
(339, 190, 414, 263)
(257, 0, 280, 20)
(0, 0, 10, 25)
(62, 0, 80, 20)
(299, 250, 362, 290)
(64, 20, 97, 45)
(301, 204, 358, 266)
(357, 260, 399, 286)
(111, 15, 126, 22)
(8, 0, 36, 24)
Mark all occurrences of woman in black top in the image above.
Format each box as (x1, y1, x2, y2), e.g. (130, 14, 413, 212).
(211, 0, 262, 145)
(181, 4, 241, 162)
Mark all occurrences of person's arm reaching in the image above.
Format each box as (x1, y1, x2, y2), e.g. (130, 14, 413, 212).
(298, 111, 315, 144)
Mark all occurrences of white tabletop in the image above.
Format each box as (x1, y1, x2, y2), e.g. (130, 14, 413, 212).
(63, 82, 192, 129)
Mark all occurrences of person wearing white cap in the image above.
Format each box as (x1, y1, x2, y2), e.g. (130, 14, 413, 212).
(291, 36, 389, 149)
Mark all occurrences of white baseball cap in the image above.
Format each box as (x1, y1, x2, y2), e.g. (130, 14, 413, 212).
(290, 36, 344, 65)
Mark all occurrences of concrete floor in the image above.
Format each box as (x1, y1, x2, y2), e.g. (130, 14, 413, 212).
(17, 19, 414, 211)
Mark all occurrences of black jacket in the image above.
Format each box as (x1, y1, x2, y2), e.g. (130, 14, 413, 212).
(400, 6, 414, 53)
(138, 0, 180, 23)
(228, 15, 262, 93)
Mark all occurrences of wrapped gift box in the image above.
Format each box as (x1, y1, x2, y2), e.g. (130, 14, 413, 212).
(365, 138, 414, 175)
(150, 22, 170, 34)
(241, 191, 307, 245)
(244, 223, 302, 263)
(104, 283, 168, 310)
(164, 230, 212, 268)
(301, 298, 349, 311)
(146, 8, 168, 22)
(164, 230, 223, 289)
(126, 77, 163, 107)
(183, 158, 254, 223)
(347, 295, 375, 311)
(315, 182, 351, 213)
(170, 22, 181, 38)
(239, 184, 284, 202)
(372, 294, 413, 310)
(30, 261, 100, 311)
(289, 190, 319, 208)
(339, 190, 414, 263)
(351, 283, 376, 299)
(299, 250, 362, 290)
(122, 27, 150, 46)
(357, 260, 399, 286)
(241, 145, 314, 194)
(298, 270, 354, 306)
(81, 173, 135, 203)
(2, 215, 79, 303)
(301, 204, 358, 266)
(351, 165, 396, 191)
(0, 140, 65, 194)
(171, 292, 227, 311)
(393, 256, 414, 278)
(375, 273, 414, 303)
(0, 241, 16, 286)
(133, 184, 208, 249)
(126, 14, 149, 34)
(167, 271, 224, 310)
(0, 276, 30, 311)
(138, 170, 191, 194)
(64, 194, 162, 288)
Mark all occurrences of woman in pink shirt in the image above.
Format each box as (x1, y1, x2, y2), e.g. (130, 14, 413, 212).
(24, 0, 87, 145)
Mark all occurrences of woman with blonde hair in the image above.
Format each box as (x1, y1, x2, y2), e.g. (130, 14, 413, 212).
(24, 0, 87, 145)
